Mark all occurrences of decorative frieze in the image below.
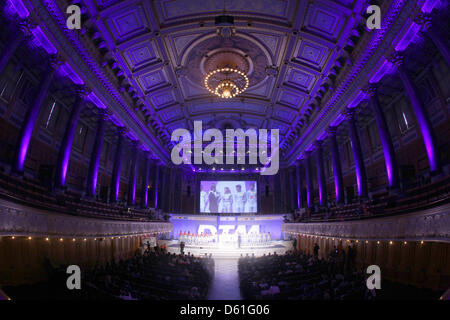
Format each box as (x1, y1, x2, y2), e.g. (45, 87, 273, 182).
(0, 199, 172, 238)
(282, 204, 450, 242)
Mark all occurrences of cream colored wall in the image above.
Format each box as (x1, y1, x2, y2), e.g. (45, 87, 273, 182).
(0, 235, 142, 286)
(296, 235, 450, 291)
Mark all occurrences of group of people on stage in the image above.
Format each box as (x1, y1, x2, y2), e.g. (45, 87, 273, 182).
(178, 230, 271, 246)
(200, 183, 257, 213)
(179, 231, 216, 245)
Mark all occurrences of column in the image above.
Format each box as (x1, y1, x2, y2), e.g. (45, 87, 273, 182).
(140, 153, 150, 209)
(315, 140, 327, 206)
(327, 126, 344, 204)
(364, 85, 400, 189)
(295, 160, 304, 208)
(304, 151, 314, 207)
(154, 164, 160, 209)
(127, 142, 138, 206)
(345, 108, 368, 198)
(391, 53, 441, 173)
(415, 14, 450, 66)
(289, 167, 296, 210)
(86, 110, 108, 197)
(13, 55, 62, 172)
(110, 127, 126, 203)
(55, 86, 90, 189)
(162, 167, 170, 212)
(0, 19, 33, 75)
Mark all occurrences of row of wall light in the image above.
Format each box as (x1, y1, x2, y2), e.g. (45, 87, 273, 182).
(286, 232, 426, 245)
(7, 233, 169, 241)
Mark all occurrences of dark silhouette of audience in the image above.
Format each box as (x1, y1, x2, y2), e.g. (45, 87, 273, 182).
(239, 250, 367, 300)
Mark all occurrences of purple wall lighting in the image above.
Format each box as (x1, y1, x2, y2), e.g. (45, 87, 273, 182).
(31, 26, 57, 55)
(59, 63, 84, 85)
(420, 0, 440, 13)
(87, 92, 107, 109)
(394, 21, 422, 52)
(369, 58, 391, 84)
(6, 0, 29, 18)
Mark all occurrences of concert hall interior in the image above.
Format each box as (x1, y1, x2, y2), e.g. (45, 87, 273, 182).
(0, 0, 449, 302)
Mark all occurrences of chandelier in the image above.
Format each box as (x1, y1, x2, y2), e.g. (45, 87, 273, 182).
(204, 67, 249, 99)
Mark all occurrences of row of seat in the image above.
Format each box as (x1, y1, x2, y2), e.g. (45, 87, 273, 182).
(0, 168, 161, 222)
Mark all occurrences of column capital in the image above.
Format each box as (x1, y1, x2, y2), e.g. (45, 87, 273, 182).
(413, 13, 431, 31)
(118, 126, 128, 135)
(362, 84, 377, 97)
(387, 52, 404, 69)
(343, 107, 356, 120)
(314, 139, 324, 148)
(130, 140, 140, 149)
(76, 85, 92, 100)
(48, 54, 65, 70)
(97, 108, 111, 121)
(326, 125, 338, 136)
(18, 18, 37, 37)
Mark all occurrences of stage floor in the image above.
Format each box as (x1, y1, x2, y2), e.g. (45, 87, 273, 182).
(158, 240, 294, 258)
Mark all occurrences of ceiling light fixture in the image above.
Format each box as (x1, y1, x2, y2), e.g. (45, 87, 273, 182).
(204, 67, 249, 99)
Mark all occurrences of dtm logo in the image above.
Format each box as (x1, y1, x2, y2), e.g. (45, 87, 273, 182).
(198, 224, 260, 235)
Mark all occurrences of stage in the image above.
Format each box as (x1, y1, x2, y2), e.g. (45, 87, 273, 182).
(158, 240, 294, 258)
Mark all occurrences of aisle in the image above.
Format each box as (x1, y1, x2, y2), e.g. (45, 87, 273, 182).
(208, 258, 242, 300)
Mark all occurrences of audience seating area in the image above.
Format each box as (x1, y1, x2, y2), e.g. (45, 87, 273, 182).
(293, 175, 450, 222)
(0, 167, 164, 222)
(238, 250, 368, 300)
(3, 246, 214, 300)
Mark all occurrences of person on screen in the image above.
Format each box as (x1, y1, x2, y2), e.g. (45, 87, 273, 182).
(234, 184, 246, 213)
(208, 184, 220, 213)
(200, 185, 208, 213)
(221, 187, 233, 213)
(246, 183, 257, 212)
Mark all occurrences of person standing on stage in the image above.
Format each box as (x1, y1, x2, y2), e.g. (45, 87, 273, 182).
(234, 184, 246, 213)
(246, 183, 257, 213)
(200, 185, 208, 213)
(221, 187, 233, 213)
(180, 241, 185, 254)
(208, 184, 220, 213)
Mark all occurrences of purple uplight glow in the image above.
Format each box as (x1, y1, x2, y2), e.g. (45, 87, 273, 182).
(394, 22, 421, 52)
(369, 58, 391, 84)
(31, 26, 57, 55)
(59, 63, 84, 85)
(347, 90, 365, 109)
(420, 0, 440, 13)
(87, 92, 107, 109)
(7, 0, 29, 18)
(398, 65, 440, 172)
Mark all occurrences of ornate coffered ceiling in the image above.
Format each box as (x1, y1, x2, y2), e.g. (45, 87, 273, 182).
(16, 0, 431, 166)
(73, 0, 365, 162)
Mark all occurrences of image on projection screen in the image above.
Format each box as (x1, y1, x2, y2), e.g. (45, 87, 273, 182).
(200, 181, 257, 214)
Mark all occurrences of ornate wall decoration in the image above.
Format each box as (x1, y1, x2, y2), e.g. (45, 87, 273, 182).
(0, 199, 172, 237)
(282, 204, 450, 242)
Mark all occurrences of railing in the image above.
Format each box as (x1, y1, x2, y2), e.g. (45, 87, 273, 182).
(283, 203, 450, 242)
(0, 198, 173, 238)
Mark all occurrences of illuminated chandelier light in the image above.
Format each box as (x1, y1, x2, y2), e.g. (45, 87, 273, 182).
(204, 67, 249, 99)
